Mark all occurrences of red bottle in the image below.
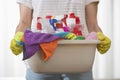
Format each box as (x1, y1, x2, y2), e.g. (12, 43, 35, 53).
(37, 17, 42, 30)
(72, 24, 82, 36)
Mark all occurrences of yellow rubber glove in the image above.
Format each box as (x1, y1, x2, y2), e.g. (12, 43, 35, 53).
(10, 32, 24, 55)
(97, 32, 111, 54)
(10, 39, 23, 55)
(65, 33, 77, 40)
(14, 32, 24, 42)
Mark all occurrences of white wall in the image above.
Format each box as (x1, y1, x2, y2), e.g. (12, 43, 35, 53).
(113, 0, 120, 78)
(0, 0, 26, 77)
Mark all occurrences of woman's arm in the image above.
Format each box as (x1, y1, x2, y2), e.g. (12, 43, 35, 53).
(85, 2, 102, 32)
(15, 4, 33, 33)
(85, 2, 111, 54)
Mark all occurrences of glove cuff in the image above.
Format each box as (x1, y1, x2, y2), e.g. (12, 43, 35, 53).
(14, 32, 24, 42)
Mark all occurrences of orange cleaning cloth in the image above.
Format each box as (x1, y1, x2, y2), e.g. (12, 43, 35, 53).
(39, 40, 59, 61)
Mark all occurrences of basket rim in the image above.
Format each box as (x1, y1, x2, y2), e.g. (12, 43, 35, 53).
(58, 40, 101, 44)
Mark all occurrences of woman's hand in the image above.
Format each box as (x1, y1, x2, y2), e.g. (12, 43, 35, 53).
(10, 32, 24, 55)
(97, 32, 111, 54)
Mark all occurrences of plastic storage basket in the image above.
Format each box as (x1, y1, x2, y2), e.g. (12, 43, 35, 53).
(27, 40, 100, 73)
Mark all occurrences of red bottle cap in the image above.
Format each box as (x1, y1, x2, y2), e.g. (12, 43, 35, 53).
(46, 15, 52, 19)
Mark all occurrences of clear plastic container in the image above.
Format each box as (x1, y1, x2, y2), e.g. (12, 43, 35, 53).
(26, 40, 100, 73)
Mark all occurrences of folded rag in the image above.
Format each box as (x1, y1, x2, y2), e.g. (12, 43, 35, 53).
(85, 32, 97, 40)
(23, 30, 62, 60)
(53, 32, 77, 40)
(40, 40, 59, 61)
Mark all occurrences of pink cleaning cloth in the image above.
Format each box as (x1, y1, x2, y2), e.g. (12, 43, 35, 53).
(85, 32, 97, 40)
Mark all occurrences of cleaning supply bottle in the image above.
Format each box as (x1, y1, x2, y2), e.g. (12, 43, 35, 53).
(56, 21, 64, 33)
(37, 17, 42, 30)
(71, 24, 82, 36)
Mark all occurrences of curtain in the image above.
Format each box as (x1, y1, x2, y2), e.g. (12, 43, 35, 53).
(0, 0, 26, 78)
(112, 0, 120, 79)
(93, 0, 120, 79)
(0, 0, 120, 79)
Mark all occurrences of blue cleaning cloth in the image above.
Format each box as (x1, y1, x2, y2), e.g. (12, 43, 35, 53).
(53, 32, 71, 38)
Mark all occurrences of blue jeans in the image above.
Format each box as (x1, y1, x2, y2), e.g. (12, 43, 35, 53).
(26, 69, 93, 80)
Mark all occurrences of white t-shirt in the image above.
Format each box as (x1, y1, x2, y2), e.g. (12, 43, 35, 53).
(17, 0, 99, 35)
